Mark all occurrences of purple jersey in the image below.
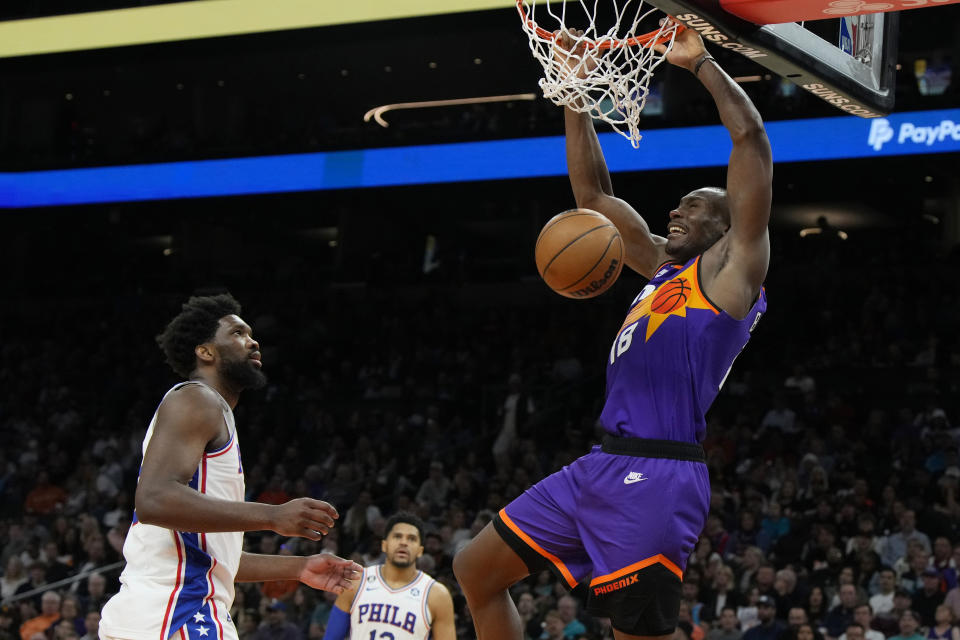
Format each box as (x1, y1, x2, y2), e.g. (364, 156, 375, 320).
(600, 254, 766, 443)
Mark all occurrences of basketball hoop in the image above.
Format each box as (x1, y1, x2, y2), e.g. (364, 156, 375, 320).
(517, 0, 680, 147)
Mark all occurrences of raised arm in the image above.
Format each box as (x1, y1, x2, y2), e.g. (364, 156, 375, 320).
(557, 31, 667, 278)
(657, 26, 772, 317)
(135, 384, 338, 537)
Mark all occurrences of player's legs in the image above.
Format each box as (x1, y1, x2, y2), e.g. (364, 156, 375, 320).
(456, 457, 592, 640)
(453, 523, 531, 640)
(577, 439, 710, 639)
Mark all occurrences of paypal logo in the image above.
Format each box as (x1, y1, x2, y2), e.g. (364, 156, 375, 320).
(868, 118, 894, 150)
(869, 118, 960, 151)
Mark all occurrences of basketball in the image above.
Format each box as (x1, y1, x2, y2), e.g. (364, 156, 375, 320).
(535, 209, 624, 299)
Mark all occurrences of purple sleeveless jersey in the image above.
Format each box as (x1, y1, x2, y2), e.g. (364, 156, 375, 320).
(497, 253, 767, 602)
(600, 254, 766, 443)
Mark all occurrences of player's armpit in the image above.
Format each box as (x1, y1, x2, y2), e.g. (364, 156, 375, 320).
(427, 582, 457, 640)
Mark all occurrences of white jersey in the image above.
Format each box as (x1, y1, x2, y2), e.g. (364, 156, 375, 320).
(100, 382, 244, 640)
(349, 565, 436, 640)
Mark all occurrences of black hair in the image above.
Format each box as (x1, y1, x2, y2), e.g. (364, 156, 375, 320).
(384, 511, 425, 544)
(702, 186, 731, 227)
(157, 293, 242, 378)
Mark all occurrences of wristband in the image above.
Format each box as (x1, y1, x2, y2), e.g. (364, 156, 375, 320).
(694, 54, 715, 75)
(322, 606, 350, 640)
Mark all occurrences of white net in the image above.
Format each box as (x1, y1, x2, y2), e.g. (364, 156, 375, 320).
(517, 0, 679, 147)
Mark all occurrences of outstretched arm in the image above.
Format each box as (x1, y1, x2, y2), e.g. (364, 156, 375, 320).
(236, 552, 361, 593)
(557, 31, 667, 278)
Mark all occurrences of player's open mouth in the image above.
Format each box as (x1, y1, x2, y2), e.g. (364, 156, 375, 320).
(668, 224, 687, 237)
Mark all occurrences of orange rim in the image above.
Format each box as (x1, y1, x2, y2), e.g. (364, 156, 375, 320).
(516, 0, 682, 49)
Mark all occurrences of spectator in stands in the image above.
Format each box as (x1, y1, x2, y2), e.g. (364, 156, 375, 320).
(775, 569, 804, 620)
(57, 595, 83, 637)
(762, 503, 791, 547)
(792, 623, 825, 640)
(416, 462, 452, 513)
(825, 585, 860, 639)
(513, 591, 542, 640)
(870, 569, 897, 616)
(738, 548, 766, 593)
(704, 565, 741, 623)
(739, 587, 762, 632)
(900, 547, 933, 595)
(0, 558, 27, 600)
(945, 580, 960, 620)
(882, 512, 932, 569)
(779, 608, 809, 640)
(540, 610, 567, 640)
(253, 600, 301, 640)
(18, 590, 61, 640)
(683, 577, 706, 625)
(839, 605, 883, 640)
(52, 619, 79, 639)
(556, 595, 587, 639)
(888, 610, 924, 640)
(706, 514, 732, 558)
(807, 586, 829, 630)
(0, 604, 18, 640)
(13, 563, 48, 609)
(708, 607, 743, 640)
(744, 596, 785, 640)
(875, 590, 916, 638)
(931, 538, 956, 588)
(916, 568, 947, 627)
(78, 612, 99, 640)
(679, 601, 706, 640)
(23, 471, 68, 516)
(928, 604, 960, 640)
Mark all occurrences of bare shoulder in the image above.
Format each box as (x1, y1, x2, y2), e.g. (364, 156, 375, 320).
(428, 579, 453, 605)
(160, 383, 221, 414)
(155, 383, 225, 435)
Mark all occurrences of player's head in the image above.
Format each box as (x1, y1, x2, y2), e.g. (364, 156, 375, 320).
(382, 512, 425, 569)
(157, 293, 266, 391)
(666, 187, 730, 261)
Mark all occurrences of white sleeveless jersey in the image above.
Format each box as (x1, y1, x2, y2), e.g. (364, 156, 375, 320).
(100, 382, 244, 640)
(349, 565, 436, 640)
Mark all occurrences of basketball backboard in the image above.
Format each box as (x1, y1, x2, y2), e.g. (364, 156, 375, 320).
(645, 0, 927, 117)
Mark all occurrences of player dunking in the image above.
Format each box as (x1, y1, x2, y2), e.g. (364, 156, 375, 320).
(323, 512, 455, 640)
(99, 294, 362, 640)
(454, 25, 772, 640)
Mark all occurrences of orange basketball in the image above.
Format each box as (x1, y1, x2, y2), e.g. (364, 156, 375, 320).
(535, 208, 624, 299)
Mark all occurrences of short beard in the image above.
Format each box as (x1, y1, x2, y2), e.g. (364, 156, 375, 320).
(389, 556, 416, 569)
(219, 355, 267, 391)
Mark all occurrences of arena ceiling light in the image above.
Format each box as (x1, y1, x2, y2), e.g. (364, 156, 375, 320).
(364, 94, 537, 128)
(0, 0, 515, 58)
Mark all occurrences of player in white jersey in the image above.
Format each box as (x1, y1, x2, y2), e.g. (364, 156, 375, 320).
(323, 513, 455, 640)
(100, 294, 362, 640)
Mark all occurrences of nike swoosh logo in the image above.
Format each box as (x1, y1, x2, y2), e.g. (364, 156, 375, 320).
(624, 473, 648, 484)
